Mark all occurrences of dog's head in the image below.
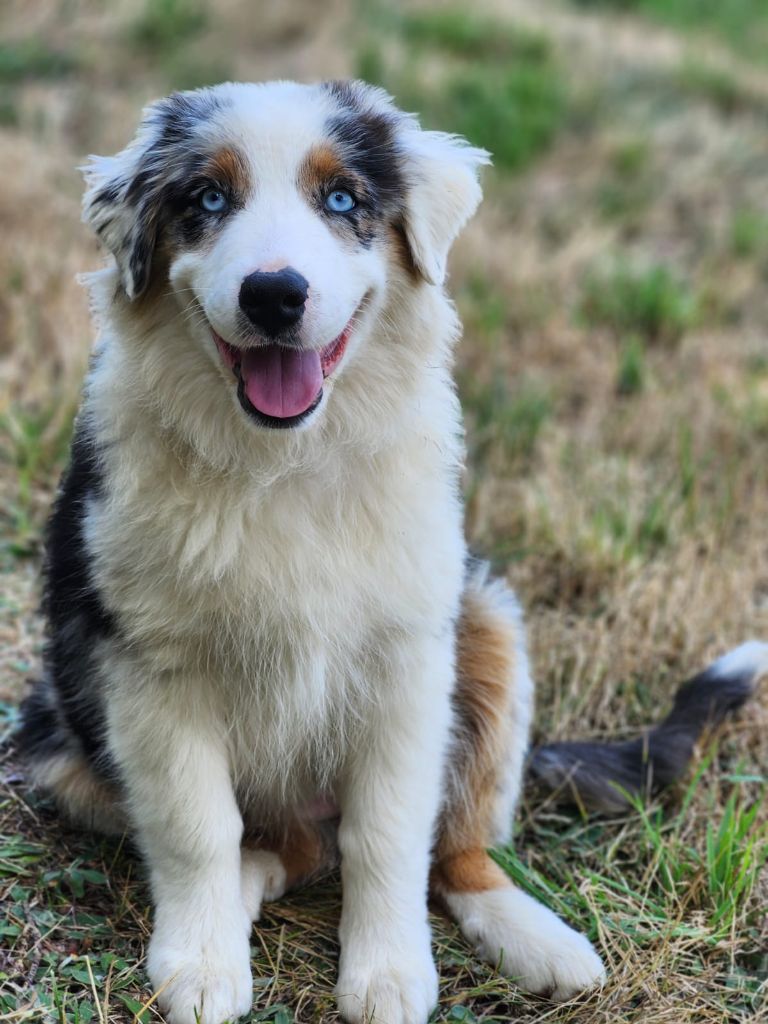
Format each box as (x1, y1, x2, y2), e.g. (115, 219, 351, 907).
(83, 81, 488, 430)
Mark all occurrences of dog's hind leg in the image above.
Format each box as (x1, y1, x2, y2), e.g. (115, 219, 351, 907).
(432, 564, 605, 999)
(240, 821, 337, 921)
(18, 677, 126, 835)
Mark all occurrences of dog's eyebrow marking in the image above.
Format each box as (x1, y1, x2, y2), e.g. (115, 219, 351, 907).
(322, 81, 406, 214)
(298, 143, 348, 194)
(203, 145, 251, 197)
(297, 140, 384, 247)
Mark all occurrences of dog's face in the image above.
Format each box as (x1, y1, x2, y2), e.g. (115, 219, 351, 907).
(83, 81, 488, 430)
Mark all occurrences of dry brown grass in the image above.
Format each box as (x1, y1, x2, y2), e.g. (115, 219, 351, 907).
(1, 1, 767, 1022)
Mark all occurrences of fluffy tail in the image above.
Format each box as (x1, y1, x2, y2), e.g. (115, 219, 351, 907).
(527, 642, 768, 813)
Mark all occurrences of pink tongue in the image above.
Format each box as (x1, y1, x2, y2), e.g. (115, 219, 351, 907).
(241, 345, 322, 419)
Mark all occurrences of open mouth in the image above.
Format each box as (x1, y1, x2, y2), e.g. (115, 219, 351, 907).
(212, 318, 353, 429)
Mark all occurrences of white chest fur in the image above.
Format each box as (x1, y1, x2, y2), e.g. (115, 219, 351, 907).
(84, 401, 465, 805)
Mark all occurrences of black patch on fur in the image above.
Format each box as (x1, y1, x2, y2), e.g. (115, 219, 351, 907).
(18, 678, 69, 761)
(97, 90, 235, 296)
(528, 659, 760, 813)
(90, 181, 123, 211)
(323, 81, 406, 246)
(173, 205, 216, 247)
(19, 421, 117, 777)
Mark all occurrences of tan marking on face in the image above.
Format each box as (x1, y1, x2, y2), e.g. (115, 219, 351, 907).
(432, 846, 510, 894)
(204, 145, 251, 197)
(298, 143, 348, 196)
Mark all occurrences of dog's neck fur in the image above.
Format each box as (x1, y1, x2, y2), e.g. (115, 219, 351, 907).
(76, 263, 468, 677)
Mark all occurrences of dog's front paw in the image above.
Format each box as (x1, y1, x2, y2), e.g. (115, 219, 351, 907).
(147, 927, 253, 1024)
(446, 888, 605, 1001)
(335, 943, 438, 1024)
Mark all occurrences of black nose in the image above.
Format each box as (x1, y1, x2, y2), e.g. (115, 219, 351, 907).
(239, 268, 308, 336)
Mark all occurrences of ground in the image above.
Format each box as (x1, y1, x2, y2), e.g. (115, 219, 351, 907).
(1, 1, 767, 1022)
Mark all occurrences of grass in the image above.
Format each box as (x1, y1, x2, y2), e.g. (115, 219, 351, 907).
(0, 402, 76, 560)
(462, 376, 553, 466)
(567, 0, 768, 64)
(0, 40, 78, 83)
(580, 263, 698, 344)
(128, 0, 208, 53)
(616, 336, 646, 396)
(2, 0, 768, 1022)
(355, 8, 566, 171)
(399, 9, 550, 61)
(4, 741, 764, 1023)
(675, 60, 753, 116)
(730, 209, 768, 260)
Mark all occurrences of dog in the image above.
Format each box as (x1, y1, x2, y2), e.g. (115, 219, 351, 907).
(18, 80, 768, 1024)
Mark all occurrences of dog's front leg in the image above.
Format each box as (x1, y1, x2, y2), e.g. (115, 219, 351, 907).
(335, 634, 454, 1024)
(107, 678, 252, 1024)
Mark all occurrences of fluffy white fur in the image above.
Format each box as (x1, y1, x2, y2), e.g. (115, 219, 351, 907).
(444, 889, 606, 1000)
(59, 81, 604, 1024)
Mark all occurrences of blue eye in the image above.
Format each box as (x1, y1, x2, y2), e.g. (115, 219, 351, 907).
(200, 187, 228, 213)
(325, 189, 356, 213)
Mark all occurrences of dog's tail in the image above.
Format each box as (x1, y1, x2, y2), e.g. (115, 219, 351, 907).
(527, 642, 768, 813)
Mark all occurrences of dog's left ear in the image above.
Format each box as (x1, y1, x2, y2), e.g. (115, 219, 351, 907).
(400, 130, 490, 286)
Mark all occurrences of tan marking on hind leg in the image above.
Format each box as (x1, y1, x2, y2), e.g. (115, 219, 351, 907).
(437, 576, 521, 865)
(431, 846, 508, 895)
(434, 571, 605, 999)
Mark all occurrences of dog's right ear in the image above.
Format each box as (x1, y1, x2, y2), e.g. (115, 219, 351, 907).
(81, 137, 162, 301)
(81, 92, 201, 300)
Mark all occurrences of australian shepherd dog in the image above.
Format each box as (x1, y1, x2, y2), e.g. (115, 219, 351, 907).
(19, 80, 767, 1024)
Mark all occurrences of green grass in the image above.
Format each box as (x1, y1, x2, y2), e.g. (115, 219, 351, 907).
(616, 335, 646, 395)
(3, 0, 768, 1020)
(588, 483, 671, 561)
(129, 0, 208, 54)
(675, 60, 752, 115)
(356, 9, 566, 172)
(568, 0, 768, 64)
(428, 65, 564, 173)
(0, 404, 76, 560)
(400, 9, 550, 61)
(0, 40, 77, 83)
(462, 377, 553, 464)
(596, 147, 653, 224)
(580, 262, 698, 344)
(493, 755, 767, 1019)
(609, 138, 650, 179)
(457, 275, 508, 342)
(629, 752, 768, 938)
(730, 209, 768, 259)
